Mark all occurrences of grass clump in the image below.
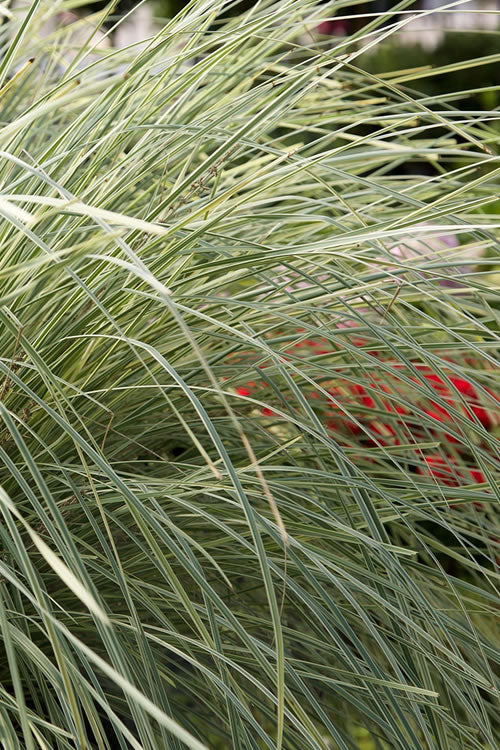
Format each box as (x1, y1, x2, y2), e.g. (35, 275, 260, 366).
(0, 1, 499, 748)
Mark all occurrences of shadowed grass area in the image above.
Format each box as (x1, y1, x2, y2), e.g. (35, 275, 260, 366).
(0, 1, 498, 748)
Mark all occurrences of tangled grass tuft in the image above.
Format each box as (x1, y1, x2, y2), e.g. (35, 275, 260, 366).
(0, 1, 499, 748)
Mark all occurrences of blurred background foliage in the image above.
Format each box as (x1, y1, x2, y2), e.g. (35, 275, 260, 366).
(358, 30, 500, 110)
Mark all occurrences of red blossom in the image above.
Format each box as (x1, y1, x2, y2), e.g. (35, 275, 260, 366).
(261, 407, 277, 417)
(469, 468, 485, 483)
(227, 329, 496, 505)
(417, 455, 459, 487)
(417, 456, 486, 511)
(236, 386, 252, 396)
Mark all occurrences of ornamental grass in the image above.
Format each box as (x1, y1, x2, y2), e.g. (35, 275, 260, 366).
(0, 1, 499, 748)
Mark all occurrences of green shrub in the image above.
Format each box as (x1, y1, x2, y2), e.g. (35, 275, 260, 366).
(359, 30, 500, 110)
